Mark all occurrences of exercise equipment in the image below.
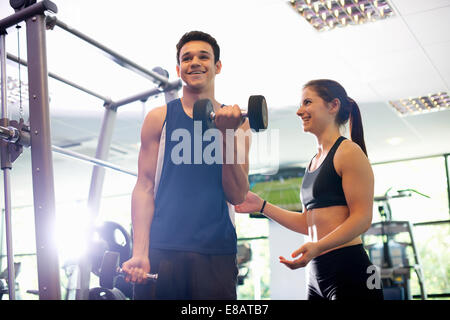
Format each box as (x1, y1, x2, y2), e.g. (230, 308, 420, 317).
(113, 276, 133, 299)
(0, 262, 21, 300)
(92, 221, 132, 274)
(89, 238, 109, 277)
(193, 95, 268, 132)
(0, 0, 181, 299)
(363, 189, 428, 300)
(88, 286, 126, 300)
(99, 251, 158, 289)
(237, 243, 252, 286)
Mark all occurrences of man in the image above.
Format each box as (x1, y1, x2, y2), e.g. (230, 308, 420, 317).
(122, 31, 251, 299)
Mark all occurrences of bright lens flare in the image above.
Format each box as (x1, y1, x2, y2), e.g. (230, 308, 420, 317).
(54, 203, 91, 264)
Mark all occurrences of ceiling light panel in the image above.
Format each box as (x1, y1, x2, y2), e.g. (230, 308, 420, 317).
(289, 0, 395, 32)
(389, 92, 450, 116)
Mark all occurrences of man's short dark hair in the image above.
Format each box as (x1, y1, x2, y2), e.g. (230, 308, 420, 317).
(176, 31, 220, 65)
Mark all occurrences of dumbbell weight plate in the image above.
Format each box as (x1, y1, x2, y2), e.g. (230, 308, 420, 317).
(193, 99, 215, 130)
(99, 251, 120, 289)
(90, 238, 109, 276)
(248, 95, 268, 132)
(95, 221, 132, 267)
(88, 287, 126, 300)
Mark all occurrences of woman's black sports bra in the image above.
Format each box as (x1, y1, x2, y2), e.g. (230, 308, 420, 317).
(300, 136, 348, 210)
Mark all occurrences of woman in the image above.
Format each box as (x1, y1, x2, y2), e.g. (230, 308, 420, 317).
(235, 79, 383, 300)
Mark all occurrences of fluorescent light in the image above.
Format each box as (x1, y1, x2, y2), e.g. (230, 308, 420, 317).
(289, 0, 395, 32)
(389, 92, 450, 116)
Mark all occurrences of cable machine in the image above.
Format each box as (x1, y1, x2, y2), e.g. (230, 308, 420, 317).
(0, 0, 181, 299)
(363, 188, 428, 300)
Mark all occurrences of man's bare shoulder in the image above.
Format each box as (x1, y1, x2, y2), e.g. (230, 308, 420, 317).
(141, 105, 167, 141)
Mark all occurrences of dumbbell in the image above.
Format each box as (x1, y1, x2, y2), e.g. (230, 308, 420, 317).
(99, 251, 158, 289)
(193, 95, 268, 132)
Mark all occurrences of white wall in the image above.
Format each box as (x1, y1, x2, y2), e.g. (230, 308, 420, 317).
(268, 220, 307, 300)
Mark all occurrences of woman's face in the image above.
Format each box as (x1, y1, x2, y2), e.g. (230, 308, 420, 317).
(297, 86, 337, 134)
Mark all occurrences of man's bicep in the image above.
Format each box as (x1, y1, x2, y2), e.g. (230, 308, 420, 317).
(136, 140, 158, 192)
(136, 108, 165, 191)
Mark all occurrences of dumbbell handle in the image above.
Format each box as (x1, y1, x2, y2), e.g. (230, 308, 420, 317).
(209, 109, 248, 121)
(117, 267, 158, 281)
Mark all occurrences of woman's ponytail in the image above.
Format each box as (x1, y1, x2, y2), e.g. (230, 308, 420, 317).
(347, 98, 367, 157)
(304, 79, 368, 157)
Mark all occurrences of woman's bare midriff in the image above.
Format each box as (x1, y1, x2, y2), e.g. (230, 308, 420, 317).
(306, 205, 362, 256)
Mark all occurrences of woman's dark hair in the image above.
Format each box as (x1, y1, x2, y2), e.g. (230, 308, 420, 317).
(176, 31, 220, 65)
(303, 79, 367, 156)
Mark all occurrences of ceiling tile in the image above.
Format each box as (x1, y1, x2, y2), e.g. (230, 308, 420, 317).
(391, 0, 450, 16)
(401, 5, 450, 45)
(424, 41, 450, 89)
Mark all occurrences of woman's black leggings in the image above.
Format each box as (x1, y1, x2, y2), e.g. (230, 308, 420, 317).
(307, 244, 384, 300)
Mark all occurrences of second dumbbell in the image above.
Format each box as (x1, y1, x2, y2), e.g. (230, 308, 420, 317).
(99, 251, 158, 289)
(193, 95, 268, 132)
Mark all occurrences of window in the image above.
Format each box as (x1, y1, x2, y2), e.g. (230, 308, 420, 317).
(372, 157, 449, 224)
(410, 223, 450, 298)
(370, 155, 450, 299)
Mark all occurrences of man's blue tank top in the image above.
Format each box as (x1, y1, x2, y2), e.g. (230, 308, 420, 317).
(150, 98, 237, 255)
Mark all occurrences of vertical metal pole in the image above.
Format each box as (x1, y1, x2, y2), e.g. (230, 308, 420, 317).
(87, 104, 118, 215)
(1, 169, 15, 300)
(0, 209, 4, 270)
(26, 14, 61, 300)
(76, 104, 117, 300)
(1, 32, 16, 300)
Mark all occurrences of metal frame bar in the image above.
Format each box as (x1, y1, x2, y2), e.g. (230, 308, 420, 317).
(26, 12, 61, 300)
(0, 32, 16, 300)
(406, 221, 427, 300)
(48, 17, 170, 85)
(0, 0, 57, 33)
(7, 52, 182, 107)
(51, 145, 136, 177)
(371, 152, 450, 166)
(0, 210, 3, 271)
(413, 219, 450, 227)
(111, 79, 182, 109)
(7, 53, 111, 103)
(76, 104, 117, 300)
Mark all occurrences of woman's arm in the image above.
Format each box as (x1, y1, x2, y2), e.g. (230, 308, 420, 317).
(235, 192, 308, 235)
(263, 202, 309, 235)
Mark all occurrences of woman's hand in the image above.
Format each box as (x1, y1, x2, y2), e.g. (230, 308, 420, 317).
(279, 242, 321, 269)
(234, 191, 264, 214)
